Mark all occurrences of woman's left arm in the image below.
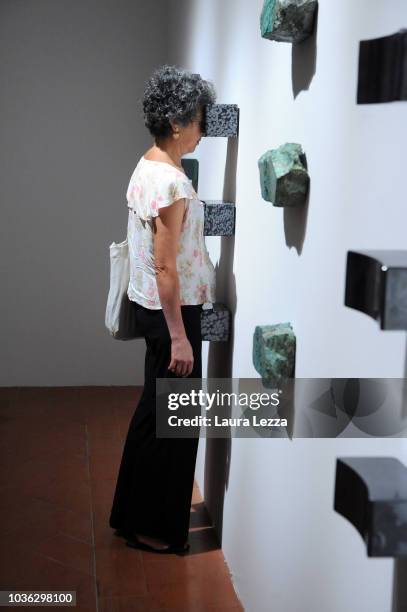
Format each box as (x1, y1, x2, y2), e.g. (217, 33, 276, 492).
(153, 199, 193, 376)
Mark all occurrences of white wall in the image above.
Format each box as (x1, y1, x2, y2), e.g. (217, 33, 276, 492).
(0, 0, 169, 386)
(169, 1, 407, 610)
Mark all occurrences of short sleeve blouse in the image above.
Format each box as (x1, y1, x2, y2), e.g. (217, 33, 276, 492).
(126, 156, 216, 309)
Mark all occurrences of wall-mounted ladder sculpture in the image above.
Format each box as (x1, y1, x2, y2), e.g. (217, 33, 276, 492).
(181, 104, 239, 342)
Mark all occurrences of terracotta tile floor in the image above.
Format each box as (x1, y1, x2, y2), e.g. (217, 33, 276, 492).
(0, 387, 243, 611)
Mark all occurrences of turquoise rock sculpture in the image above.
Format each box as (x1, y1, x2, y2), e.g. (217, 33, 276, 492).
(253, 323, 296, 385)
(258, 143, 309, 207)
(260, 0, 317, 44)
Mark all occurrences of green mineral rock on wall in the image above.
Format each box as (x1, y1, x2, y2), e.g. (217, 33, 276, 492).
(258, 143, 309, 207)
(260, 0, 318, 44)
(253, 323, 296, 385)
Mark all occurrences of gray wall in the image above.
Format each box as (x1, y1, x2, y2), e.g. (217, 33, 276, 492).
(0, 0, 170, 385)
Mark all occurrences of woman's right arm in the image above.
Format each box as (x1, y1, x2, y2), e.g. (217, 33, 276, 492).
(152, 198, 194, 377)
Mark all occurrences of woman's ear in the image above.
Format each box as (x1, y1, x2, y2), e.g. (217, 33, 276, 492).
(169, 119, 180, 139)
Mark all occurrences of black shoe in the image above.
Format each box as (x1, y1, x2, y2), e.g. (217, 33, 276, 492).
(114, 528, 130, 539)
(125, 536, 190, 555)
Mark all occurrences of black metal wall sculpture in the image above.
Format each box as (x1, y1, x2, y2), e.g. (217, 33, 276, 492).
(334, 457, 407, 612)
(357, 29, 407, 104)
(345, 250, 407, 330)
(334, 457, 407, 558)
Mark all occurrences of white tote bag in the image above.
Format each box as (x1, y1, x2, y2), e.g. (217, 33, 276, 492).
(105, 238, 141, 340)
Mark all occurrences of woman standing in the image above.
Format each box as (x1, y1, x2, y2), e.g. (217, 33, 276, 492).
(109, 65, 216, 554)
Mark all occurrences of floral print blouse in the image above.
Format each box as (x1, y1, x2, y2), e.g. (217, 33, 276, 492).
(126, 156, 216, 310)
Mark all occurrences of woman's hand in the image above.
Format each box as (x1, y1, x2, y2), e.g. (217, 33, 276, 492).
(168, 336, 194, 377)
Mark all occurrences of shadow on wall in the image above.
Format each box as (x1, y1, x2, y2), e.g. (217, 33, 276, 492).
(291, 2, 319, 98)
(204, 136, 238, 542)
(404, 342, 407, 382)
(283, 172, 311, 254)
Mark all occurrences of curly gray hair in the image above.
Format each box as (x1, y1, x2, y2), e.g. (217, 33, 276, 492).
(142, 65, 216, 140)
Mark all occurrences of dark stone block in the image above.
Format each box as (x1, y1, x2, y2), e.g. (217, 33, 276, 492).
(203, 200, 235, 236)
(357, 29, 407, 104)
(345, 250, 407, 330)
(181, 158, 199, 192)
(203, 104, 239, 137)
(201, 303, 230, 341)
(334, 457, 407, 557)
(260, 0, 318, 44)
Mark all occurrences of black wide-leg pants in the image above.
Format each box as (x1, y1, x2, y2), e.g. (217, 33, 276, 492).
(109, 302, 202, 546)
